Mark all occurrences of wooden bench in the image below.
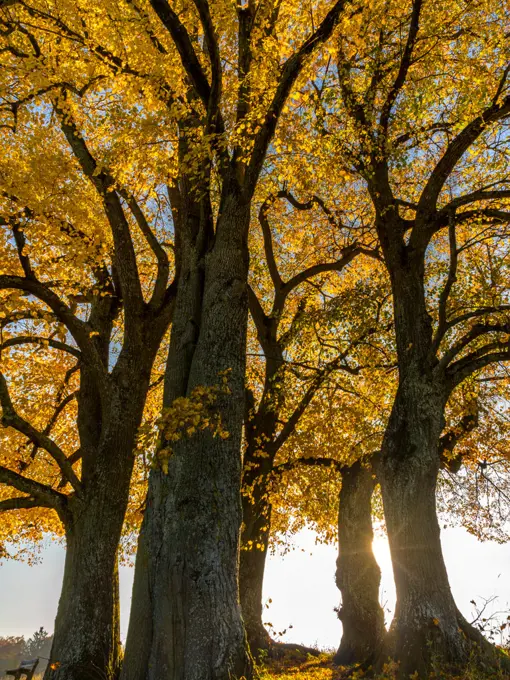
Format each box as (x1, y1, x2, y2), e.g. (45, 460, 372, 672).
(6, 658, 39, 680)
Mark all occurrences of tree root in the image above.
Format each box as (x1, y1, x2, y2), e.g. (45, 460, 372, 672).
(376, 608, 510, 679)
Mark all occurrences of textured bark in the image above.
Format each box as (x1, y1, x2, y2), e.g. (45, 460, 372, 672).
(239, 485, 273, 654)
(45, 506, 122, 680)
(371, 238, 508, 677)
(121, 176, 206, 680)
(377, 381, 496, 678)
(45, 348, 157, 680)
(334, 461, 385, 667)
(122, 188, 252, 680)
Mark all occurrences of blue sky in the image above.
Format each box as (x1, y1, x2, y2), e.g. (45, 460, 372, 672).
(1, 526, 509, 650)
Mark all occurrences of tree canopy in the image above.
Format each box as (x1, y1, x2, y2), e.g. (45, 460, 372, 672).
(0, 0, 510, 678)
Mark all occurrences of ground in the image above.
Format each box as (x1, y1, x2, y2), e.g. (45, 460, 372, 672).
(257, 649, 510, 680)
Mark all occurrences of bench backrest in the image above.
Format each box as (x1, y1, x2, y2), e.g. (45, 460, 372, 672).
(19, 660, 39, 671)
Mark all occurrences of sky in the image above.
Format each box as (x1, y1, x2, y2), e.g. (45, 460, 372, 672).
(1, 526, 510, 650)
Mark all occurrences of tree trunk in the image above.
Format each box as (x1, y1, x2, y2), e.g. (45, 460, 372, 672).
(122, 190, 252, 680)
(378, 382, 501, 678)
(334, 461, 385, 667)
(45, 377, 152, 680)
(239, 486, 272, 655)
(44, 495, 124, 680)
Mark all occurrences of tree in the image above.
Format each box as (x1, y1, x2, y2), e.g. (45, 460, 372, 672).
(240, 181, 388, 655)
(119, 2, 357, 679)
(0, 5, 179, 676)
(309, 0, 510, 674)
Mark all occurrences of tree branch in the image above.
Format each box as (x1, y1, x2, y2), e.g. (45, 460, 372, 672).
(417, 93, 510, 220)
(118, 189, 169, 308)
(258, 196, 284, 290)
(379, 0, 423, 136)
(433, 216, 457, 349)
(447, 344, 510, 390)
(440, 189, 510, 214)
(273, 456, 346, 475)
(29, 390, 78, 466)
(439, 411, 478, 473)
(444, 305, 510, 331)
(0, 372, 82, 493)
(247, 285, 271, 347)
(149, 0, 211, 107)
(439, 322, 510, 372)
(245, 0, 351, 193)
(0, 275, 104, 376)
(271, 330, 371, 453)
(278, 242, 361, 308)
(0, 335, 81, 358)
(192, 0, 222, 130)
(55, 92, 144, 324)
(10, 220, 34, 278)
(0, 464, 67, 511)
(0, 496, 44, 511)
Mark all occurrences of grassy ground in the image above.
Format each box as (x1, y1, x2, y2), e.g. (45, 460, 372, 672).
(28, 648, 510, 680)
(256, 649, 510, 680)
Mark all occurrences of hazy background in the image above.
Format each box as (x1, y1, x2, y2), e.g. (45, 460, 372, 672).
(1, 526, 509, 649)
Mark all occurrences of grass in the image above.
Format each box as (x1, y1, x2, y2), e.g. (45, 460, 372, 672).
(256, 648, 510, 680)
(258, 652, 338, 679)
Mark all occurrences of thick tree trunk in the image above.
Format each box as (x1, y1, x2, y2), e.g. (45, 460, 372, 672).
(44, 504, 122, 680)
(334, 461, 385, 667)
(239, 486, 272, 654)
(378, 383, 501, 678)
(45, 375, 152, 680)
(122, 191, 252, 680)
